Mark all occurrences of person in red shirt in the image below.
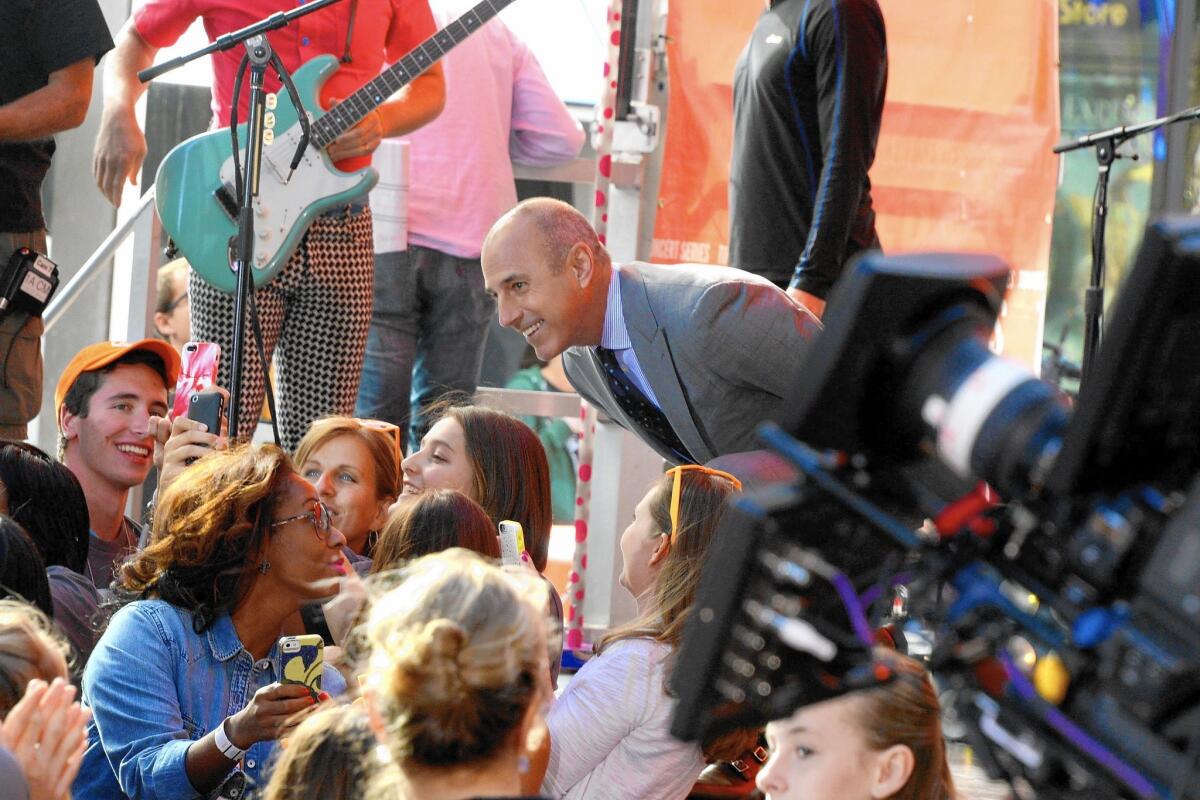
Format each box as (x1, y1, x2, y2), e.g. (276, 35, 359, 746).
(94, 0, 445, 450)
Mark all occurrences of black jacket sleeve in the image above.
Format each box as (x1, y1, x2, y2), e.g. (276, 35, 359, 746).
(791, 0, 887, 297)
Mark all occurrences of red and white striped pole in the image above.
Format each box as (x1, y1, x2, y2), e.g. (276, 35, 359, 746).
(565, 0, 625, 653)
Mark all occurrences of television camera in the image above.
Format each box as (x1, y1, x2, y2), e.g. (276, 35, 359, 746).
(670, 218, 1200, 798)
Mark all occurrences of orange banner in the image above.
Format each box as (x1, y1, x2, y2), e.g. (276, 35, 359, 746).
(652, 1, 1060, 368)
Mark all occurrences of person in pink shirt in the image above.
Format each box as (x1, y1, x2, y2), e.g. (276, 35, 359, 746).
(94, 0, 446, 451)
(355, 0, 584, 449)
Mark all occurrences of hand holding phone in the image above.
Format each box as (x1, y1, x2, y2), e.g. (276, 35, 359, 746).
(278, 634, 324, 701)
(187, 389, 226, 435)
(172, 341, 221, 419)
(157, 390, 229, 497)
(499, 520, 525, 567)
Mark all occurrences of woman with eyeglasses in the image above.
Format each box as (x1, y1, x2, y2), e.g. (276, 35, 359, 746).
(153, 258, 190, 355)
(294, 416, 402, 557)
(76, 444, 347, 799)
(539, 466, 759, 800)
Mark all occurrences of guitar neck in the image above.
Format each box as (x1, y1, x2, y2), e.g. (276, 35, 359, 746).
(311, 0, 516, 149)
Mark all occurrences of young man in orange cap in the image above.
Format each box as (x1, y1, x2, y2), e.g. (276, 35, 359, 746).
(55, 339, 179, 588)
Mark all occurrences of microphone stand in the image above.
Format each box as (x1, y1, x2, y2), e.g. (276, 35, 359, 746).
(138, 0, 340, 83)
(138, 0, 341, 439)
(1052, 103, 1200, 385)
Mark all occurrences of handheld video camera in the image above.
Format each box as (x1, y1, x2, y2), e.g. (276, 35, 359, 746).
(0, 247, 59, 319)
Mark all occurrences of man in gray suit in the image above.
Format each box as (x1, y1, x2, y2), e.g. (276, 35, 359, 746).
(481, 198, 821, 464)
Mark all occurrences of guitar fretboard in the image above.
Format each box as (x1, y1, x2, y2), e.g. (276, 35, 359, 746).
(311, 0, 516, 150)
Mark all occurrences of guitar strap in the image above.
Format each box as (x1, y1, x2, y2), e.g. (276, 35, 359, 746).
(341, 0, 358, 63)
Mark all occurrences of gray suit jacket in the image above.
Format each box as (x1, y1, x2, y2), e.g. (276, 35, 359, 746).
(563, 261, 820, 464)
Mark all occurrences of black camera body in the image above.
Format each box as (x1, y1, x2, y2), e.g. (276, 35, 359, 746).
(671, 219, 1200, 798)
(0, 247, 58, 319)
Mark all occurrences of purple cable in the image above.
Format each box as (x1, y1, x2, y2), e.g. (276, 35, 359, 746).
(999, 654, 1158, 799)
(831, 571, 875, 646)
(858, 571, 915, 609)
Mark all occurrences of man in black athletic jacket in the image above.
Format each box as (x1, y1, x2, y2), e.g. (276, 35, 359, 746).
(729, 0, 887, 320)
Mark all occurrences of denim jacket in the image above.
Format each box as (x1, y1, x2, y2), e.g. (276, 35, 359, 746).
(75, 599, 343, 799)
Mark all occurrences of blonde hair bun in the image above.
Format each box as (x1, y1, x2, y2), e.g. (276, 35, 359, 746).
(365, 549, 549, 768)
(391, 619, 470, 707)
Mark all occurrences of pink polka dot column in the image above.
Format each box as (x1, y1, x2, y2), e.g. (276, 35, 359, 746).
(567, 0, 625, 653)
(567, 405, 598, 651)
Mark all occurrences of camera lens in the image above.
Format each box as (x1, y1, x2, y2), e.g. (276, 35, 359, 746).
(899, 312, 1068, 499)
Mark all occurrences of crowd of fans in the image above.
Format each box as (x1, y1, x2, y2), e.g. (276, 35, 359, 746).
(0, 317, 959, 799)
(0, 0, 953, 794)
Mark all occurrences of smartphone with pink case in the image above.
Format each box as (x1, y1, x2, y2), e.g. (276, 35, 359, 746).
(171, 341, 221, 419)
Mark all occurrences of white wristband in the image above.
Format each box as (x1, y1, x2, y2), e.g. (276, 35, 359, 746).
(214, 719, 246, 762)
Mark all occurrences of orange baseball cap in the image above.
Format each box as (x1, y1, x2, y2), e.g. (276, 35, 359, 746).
(54, 339, 182, 420)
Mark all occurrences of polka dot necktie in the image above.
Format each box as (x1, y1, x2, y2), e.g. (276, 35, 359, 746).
(595, 346, 694, 464)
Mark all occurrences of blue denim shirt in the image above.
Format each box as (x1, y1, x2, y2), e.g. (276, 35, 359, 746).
(75, 599, 344, 799)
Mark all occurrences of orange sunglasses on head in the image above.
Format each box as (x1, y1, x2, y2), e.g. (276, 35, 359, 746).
(352, 418, 403, 475)
(665, 464, 743, 544)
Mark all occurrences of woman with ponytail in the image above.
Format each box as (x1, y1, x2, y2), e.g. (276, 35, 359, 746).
(539, 466, 759, 800)
(755, 648, 956, 800)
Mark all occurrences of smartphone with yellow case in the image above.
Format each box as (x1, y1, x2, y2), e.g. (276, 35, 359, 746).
(278, 634, 323, 700)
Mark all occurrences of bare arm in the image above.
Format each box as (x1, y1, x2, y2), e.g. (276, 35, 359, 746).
(0, 58, 95, 142)
(182, 684, 315, 794)
(325, 63, 445, 162)
(93, 22, 160, 206)
(786, 287, 826, 319)
(378, 62, 444, 138)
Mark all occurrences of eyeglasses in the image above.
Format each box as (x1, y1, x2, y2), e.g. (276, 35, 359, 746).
(163, 291, 189, 313)
(271, 501, 334, 540)
(665, 465, 743, 544)
(352, 418, 402, 475)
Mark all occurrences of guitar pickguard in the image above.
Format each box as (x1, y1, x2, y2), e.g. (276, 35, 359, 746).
(217, 124, 364, 270)
(156, 57, 377, 292)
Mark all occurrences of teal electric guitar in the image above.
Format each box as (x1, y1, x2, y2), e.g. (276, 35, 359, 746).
(156, 0, 516, 293)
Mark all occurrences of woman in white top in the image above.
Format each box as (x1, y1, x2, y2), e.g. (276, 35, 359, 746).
(540, 465, 758, 800)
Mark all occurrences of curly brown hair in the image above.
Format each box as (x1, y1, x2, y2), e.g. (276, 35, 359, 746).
(115, 444, 294, 633)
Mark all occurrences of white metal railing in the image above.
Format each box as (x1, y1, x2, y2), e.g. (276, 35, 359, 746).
(44, 187, 158, 337)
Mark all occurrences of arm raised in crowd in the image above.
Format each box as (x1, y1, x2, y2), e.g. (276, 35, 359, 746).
(0, 678, 90, 800)
(84, 604, 316, 798)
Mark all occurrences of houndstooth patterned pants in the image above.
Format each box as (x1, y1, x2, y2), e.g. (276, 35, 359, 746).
(189, 207, 374, 452)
